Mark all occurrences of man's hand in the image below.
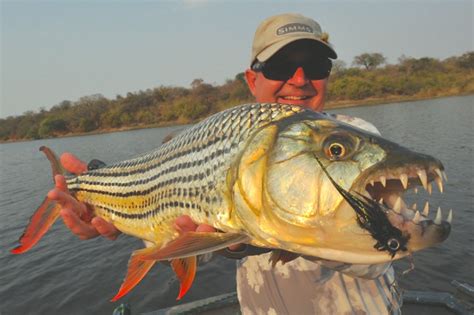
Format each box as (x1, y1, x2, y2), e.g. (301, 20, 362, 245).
(48, 153, 120, 240)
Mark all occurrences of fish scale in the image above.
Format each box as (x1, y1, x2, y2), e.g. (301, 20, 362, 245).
(66, 103, 303, 243)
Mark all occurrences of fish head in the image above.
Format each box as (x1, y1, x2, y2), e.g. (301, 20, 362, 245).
(234, 111, 450, 264)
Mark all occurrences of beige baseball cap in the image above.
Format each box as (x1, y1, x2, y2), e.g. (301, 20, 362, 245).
(251, 13, 337, 65)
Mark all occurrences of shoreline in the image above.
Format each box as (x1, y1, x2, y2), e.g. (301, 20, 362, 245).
(1, 93, 472, 144)
(325, 91, 473, 109)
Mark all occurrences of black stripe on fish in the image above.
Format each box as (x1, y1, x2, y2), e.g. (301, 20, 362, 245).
(70, 178, 215, 198)
(77, 160, 216, 188)
(88, 146, 235, 178)
(313, 155, 409, 258)
(97, 200, 205, 220)
(85, 103, 303, 179)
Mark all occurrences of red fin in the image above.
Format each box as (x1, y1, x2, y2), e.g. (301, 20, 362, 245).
(11, 199, 61, 254)
(11, 146, 65, 254)
(111, 232, 249, 301)
(140, 232, 250, 261)
(39, 146, 65, 178)
(111, 248, 156, 302)
(171, 256, 197, 300)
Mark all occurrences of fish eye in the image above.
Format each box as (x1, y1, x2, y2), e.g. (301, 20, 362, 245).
(329, 143, 345, 158)
(322, 134, 355, 160)
(387, 238, 400, 251)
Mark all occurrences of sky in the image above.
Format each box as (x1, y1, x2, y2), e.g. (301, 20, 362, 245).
(1, 0, 472, 118)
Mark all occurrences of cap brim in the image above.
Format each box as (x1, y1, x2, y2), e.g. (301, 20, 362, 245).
(256, 36, 337, 63)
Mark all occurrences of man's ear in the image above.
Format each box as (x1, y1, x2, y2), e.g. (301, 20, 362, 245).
(245, 69, 257, 97)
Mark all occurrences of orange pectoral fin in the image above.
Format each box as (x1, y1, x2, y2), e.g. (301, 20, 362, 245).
(111, 232, 249, 302)
(111, 247, 157, 302)
(11, 198, 61, 254)
(140, 232, 250, 261)
(171, 256, 197, 300)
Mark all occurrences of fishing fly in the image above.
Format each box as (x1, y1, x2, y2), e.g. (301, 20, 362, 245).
(313, 154, 409, 258)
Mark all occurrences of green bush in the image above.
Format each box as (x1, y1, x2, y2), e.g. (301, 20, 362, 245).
(38, 117, 68, 137)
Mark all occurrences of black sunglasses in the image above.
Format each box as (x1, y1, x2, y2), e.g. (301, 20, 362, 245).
(252, 58, 332, 81)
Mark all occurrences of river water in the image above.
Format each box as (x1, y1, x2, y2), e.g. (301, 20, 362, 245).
(1, 95, 473, 314)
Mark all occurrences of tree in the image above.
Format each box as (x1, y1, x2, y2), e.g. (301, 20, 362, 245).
(456, 51, 474, 69)
(398, 56, 442, 74)
(353, 53, 386, 70)
(38, 117, 68, 137)
(235, 72, 246, 84)
(331, 60, 347, 76)
(191, 78, 204, 89)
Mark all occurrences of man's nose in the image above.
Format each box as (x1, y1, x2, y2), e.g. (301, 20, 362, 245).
(287, 67, 309, 86)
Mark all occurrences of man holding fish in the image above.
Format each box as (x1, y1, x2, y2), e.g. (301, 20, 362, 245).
(50, 13, 404, 314)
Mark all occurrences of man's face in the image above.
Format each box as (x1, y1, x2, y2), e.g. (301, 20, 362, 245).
(245, 41, 331, 112)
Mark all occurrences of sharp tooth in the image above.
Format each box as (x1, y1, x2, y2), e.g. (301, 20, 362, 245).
(427, 183, 432, 195)
(447, 209, 453, 224)
(434, 168, 443, 180)
(411, 202, 417, 210)
(393, 196, 402, 213)
(417, 169, 428, 190)
(370, 179, 375, 186)
(400, 173, 408, 189)
(423, 201, 430, 216)
(442, 170, 448, 181)
(434, 207, 442, 224)
(435, 177, 444, 193)
(379, 197, 384, 204)
(380, 175, 386, 187)
(414, 187, 418, 194)
(413, 211, 421, 223)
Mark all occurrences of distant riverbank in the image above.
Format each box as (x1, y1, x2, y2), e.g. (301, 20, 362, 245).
(326, 90, 474, 109)
(1, 52, 473, 143)
(1, 92, 471, 144)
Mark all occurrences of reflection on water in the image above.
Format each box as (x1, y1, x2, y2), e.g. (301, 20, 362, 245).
(0, 95, 472, 314)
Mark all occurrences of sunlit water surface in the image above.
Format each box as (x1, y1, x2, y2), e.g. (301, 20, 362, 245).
(1, 95, 472, 314)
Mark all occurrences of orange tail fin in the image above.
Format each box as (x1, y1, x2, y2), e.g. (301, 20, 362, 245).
(11, 146, 64, 254)
(171, 256, 197, 300)
(111, 248, 156, 302)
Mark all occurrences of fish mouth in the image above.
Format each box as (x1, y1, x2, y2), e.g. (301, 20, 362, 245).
(357, 161, 452, 252)
(363, 165, 449, 222)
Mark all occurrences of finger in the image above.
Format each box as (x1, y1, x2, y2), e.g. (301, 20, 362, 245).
(60, 208, 99, 240)
(48, 188, 84, 213)
(92, 217, 121, 240)
(193, 224, 243, 250)
(196, 224, 216, 233)
(174, 215, 198, 233)
(60, 152, 88, 175)
(54, 175, 69, 193)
